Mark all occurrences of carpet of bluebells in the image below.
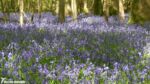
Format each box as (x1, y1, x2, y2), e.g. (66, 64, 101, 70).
(0, 13, 150, 84)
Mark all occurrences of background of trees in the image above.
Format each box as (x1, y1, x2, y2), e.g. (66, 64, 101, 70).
(0, 0, 150, 25)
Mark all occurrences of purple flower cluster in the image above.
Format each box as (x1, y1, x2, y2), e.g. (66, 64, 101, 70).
(0, 12, 150, 83)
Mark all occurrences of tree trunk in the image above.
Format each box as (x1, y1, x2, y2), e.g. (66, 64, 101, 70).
(94, 0, 103, 15)
(71, 0, 77, 21)
(19, 0, 24, 27)
(119, 0, 125, 22)
(0, 0, 9, 22)
(37, 0, 42, 20)
(128, 0, 139, 24)
(83, 0, 89, 14)
(56, 0, 59, 15)
(59, 0, 65, 23)
(65, 0, 71, 16)
(103, 0, 109, 22)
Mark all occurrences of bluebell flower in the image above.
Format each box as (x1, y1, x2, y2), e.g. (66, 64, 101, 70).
(22, 50, 32, 60)
(141, 69, 147, 75)
(104, 66, 109, 71)
(12, 70, 18, 76)
(140, 77, 144, 82)
(42, 79, 48, 84)
(36, 57, 39, 62)
(43, 65, 49, 75)
(8, 52, 13, 60)
(23, 68, 28, 73)
(58, 76, 63, 80)
(38, 64, 43, 73)
(2, 70, 7, 76)
(129, 65, 135, 71)
(113, 62, 120, 69)
(5, 62, 9, 68)
(95, 67, 103, 74)
(123, 65, 129, 71)
(83, 69, 91, 76)
(0, 51, 5, 59)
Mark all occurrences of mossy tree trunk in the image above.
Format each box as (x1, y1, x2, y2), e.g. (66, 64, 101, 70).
(103, 0, 110, 22)
(130, 0, 142, 24)
(59, 0, 65, 23)
(93, 0, 103, 15)
(37, 0, 42, 20)
(0, 0, 10, 22)
(129, 0, 150, 24)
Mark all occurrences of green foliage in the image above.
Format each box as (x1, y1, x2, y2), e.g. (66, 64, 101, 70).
(49, 79, 61, 84)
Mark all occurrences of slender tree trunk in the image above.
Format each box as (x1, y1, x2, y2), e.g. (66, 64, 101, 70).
(93, 0, 99, 15)
(59, 0, 65, 23)
(47, 0, 52, 10)
(77, 0, 83, 13)
(37, 0, 42, 20)
(19, 0, 24, 27)
(93, 0, 103, 15)
(119, 0, 125, 22)
(0, 0, 9, 22)
(5, 0, 10, 22)
(83, 0, 89, 14)
(129, 0, 140, 24)
(0, 0, 4, 17)
(28, 0, 34, 23)
(71, 0, 77, 21)
(56, 0, 59, 15)
(103, 0, 109, 22)
(65, 0, 71, 16)
(51, 0, 56, 15)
